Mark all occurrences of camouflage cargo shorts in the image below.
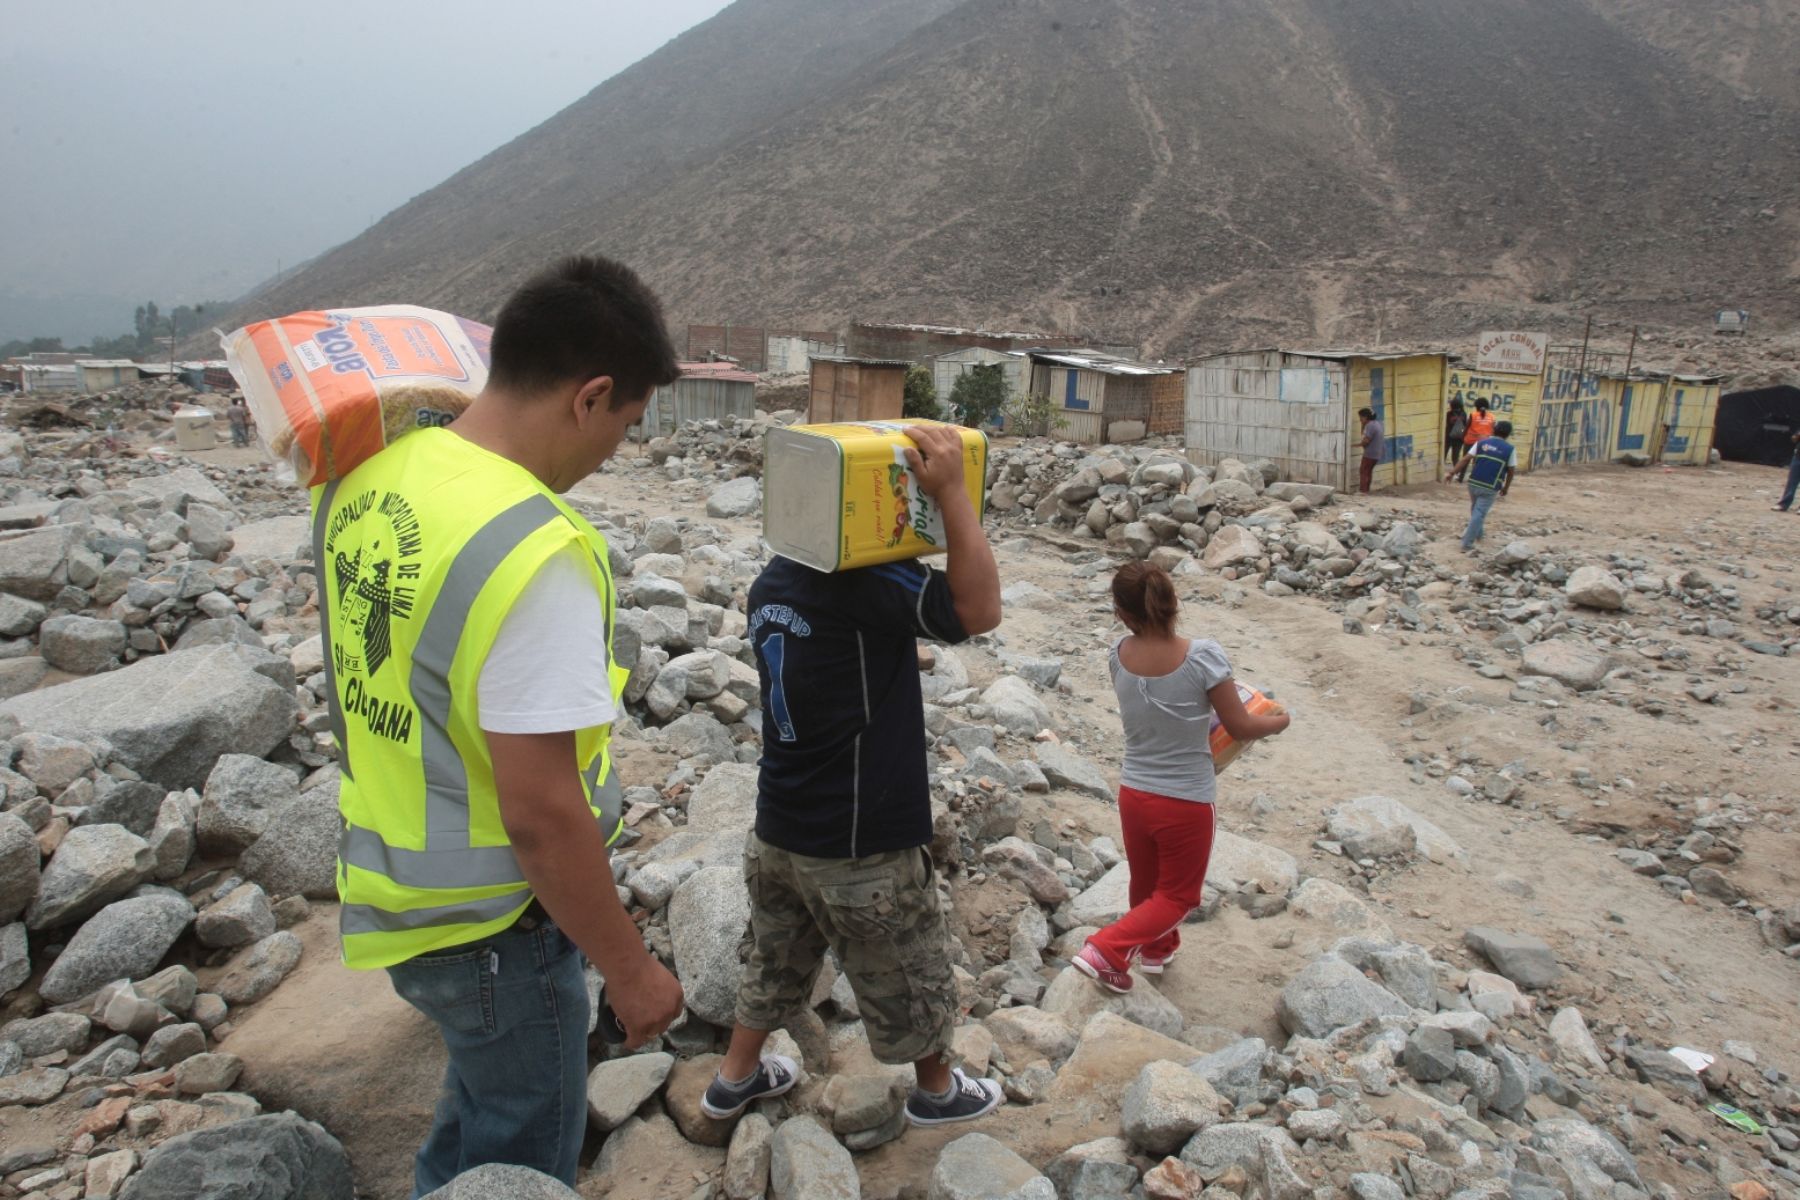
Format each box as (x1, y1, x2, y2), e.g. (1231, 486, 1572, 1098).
(736, 833, 958, 1065)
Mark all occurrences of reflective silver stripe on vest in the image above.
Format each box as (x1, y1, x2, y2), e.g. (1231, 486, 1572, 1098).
(312, 480, 353, 782)
(413, 495, 563, 849)
(339, 888, 528, 938)
(339, 812, 617, 889)
(586, 757, 623, 836)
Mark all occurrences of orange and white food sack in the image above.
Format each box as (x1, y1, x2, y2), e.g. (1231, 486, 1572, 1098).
(1209, 683, 1287, 774)
(221, 306, 492, 486)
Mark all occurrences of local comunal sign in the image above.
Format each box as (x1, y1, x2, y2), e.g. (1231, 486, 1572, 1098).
(1475, 331, 1548, 375)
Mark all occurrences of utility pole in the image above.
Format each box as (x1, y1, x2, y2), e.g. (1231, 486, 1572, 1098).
(1575, 315, 1593, 381)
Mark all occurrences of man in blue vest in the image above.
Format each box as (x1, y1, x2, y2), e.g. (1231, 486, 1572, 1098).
(1448, 419, 1517, 552)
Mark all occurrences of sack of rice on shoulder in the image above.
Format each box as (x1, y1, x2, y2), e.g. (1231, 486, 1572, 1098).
(221, 306, 491, 486)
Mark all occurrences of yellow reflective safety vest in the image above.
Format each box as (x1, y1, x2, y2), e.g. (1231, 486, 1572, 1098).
(311, 428, 628, 970)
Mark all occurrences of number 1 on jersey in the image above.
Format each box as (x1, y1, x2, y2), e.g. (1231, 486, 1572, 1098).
(764, 632, 797, 742)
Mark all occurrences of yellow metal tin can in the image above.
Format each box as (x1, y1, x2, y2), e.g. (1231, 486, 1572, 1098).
(763, 420, 989, 572)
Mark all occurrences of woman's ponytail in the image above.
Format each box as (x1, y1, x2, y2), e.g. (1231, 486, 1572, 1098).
(1112, 561, 1179, 636)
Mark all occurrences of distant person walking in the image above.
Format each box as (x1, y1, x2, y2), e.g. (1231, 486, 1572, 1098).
(1358, 407, 1384, 494)
(1073, 563, 1289, 994)
(227, 398, 251, 447)
(1464, 398, 1496, 452)
(1775, 430, 1800, 512)
(1445, 398, 1469, 465)
(1449, 418, 1517, 552)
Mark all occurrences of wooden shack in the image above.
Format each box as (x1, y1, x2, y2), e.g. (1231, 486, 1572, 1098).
(1185, 349, 1448, 490)
(807, 355, 909, 423)
(1025, 350, 1183, 445)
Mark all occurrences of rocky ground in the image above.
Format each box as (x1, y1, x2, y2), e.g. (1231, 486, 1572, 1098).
(0, 398, 1795, 1200)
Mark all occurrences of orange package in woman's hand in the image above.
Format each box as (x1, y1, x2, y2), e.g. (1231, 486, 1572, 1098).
(1209, 683, 1286, 774)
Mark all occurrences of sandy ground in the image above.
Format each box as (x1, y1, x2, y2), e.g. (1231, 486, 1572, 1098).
(211, 445, 1799, 1199)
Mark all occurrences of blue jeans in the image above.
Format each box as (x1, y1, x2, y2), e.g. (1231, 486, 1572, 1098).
(386, 918, 590, 1197)
(1781, 455, 1800, 510)
(1462, 487, 1499, 549)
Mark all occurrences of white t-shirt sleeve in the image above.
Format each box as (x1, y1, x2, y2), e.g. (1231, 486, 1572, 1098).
(477, 546, 616, 735)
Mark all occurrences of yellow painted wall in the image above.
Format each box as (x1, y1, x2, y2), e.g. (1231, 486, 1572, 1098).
(1656, 380, 1720, 466)
(1613, 378, 1664, 461)
(1350, 356, 1446, 489)
(1445, 366, 1544, 469)
(1529, 367, 1625, 472)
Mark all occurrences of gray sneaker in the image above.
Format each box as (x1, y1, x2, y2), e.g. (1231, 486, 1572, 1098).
(700, 1054, 799, 1119)
(905, 1067, 1003, 1126)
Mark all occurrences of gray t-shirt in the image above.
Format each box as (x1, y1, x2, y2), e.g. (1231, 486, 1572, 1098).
(1109, 637, 1234, 804)
(1362, 418, 1385, 461)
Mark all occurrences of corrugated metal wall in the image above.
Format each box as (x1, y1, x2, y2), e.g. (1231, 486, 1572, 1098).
(1656, 380, 1720, 466)
(635, 378, 757, 437)
(931, 348, 1023, 410)
(1446, 366, 1543, 468)
(1351, 356, 1445, 488)
(1183, 352, 1350, 487)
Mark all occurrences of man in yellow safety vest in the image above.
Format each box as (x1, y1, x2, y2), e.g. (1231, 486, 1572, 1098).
(313, 256, 685, 1194)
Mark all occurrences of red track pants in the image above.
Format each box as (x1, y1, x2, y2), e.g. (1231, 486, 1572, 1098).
(1087, 786, 1216, 971)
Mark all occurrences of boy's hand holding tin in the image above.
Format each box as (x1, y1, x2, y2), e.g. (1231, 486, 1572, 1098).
(902, 422, 973, 499)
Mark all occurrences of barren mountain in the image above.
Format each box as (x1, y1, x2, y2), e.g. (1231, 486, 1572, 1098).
(223, 0, 1800, 355)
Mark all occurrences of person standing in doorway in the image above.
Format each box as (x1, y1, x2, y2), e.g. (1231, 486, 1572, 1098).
(316, 256, 687, 1194)
(1449, 418, 1517, 552)
(1464, 397, 1496, 453)
(1072, 562, 1289, 993)
(1772, 430, 1799, 512)
(1358, 407, 1385, 494)
(1445, 398, 1469, 466)
(701, 423, 1006, 1131)
(228, 397, 251, 447)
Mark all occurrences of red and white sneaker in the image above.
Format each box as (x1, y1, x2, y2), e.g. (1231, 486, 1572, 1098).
(1073, 944, 1133, 994)
(1137, 949, 1178, 976)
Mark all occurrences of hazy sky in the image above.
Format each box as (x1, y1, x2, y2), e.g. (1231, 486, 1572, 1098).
(0, 1, 731, 343)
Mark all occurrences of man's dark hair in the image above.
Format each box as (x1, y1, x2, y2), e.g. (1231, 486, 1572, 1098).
(1495, 420, 1514, 438)
(1359, 407, 1375, 420)
(1474, 398, 1490, 410)
(487, 255, 681, 407)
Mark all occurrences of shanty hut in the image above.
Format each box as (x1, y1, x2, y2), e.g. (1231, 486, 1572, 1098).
(929, 347, 1027, 418)
(807, 355, 910, 423)
(635, 361, 758, 438)
(1024, 350, 1184, 445)
(77, 360, 143, 391)
(1185, 349, 1448, 490)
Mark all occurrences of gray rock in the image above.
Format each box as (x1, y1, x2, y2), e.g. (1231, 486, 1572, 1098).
(662, 711, 735, 763)
(1519, 641, 1613, 692)
(980, 676, 1050, 736)
(770, 1115, 858, 1200)
(1189, 1037, 1268, 1106)
(174, 616, 265, 652)
(982, 837, 1070, 904)
(0, 920, 27, 995)
(928, 1131, 1055, 1200)
(1180, 1123, 1308, 1200)
(1548, 1006, 1606, 1070)
(137, 964, 199, 1016)
(685, 763, 759, 834)
(1564, 567, 1626, 611)
(1332, 938, 1438, 1010)
(586, 1052, 674, 1132)
(0, 592, 47, 638)
(1529, 1118, 1643, 1193)
(39, 614, 127, 674)
(1350, 1174, 1406, 1200)
(0, 1011, 91, 1055)
(707, 477, 761, 519)
(0, 645, 300, 789)
(77, 780, 168, 837)
(173, 1050, 244, 1094)
(66, 1033, 139, 1077)
(421, 1164, 580, 1199)
(240, 784, 341, 900)
(24, 823, 154, 930)
(147, 792, 196, 881)
(1287, 1108, 1345, 1141)
(1463, 926, 1561, 989)
(1623, 1046, 1707, 1100)
(823, 1072, 905, 1136)
(1276, 954, 1412, 1037)
(1033, 743, 1112, 801)
(0, 1066, 68, 1105)
(0, 524, 83, 602)
(13, 730, 96, 793)
(185, 503, 234, 561)
(723, 1112, 773, 1200)
(1403, 1026, 1457, 1082)
(1202, 524, 1262, 568)
(1265, 482, 1335, 506)
(217, 930, 304, 1005)
(1121, 1059, 1223, 1155)
(119, 1111, 353, 1200)
(1040, 964, 1184, 1038)
(141, 1022, 207, 1069)
(1044, 1138, 1139, 1200)
(0, 656, 49, 700)
(0, 1038, 19, 1077)
(198, 754, 301, 855)
(0, 812, 39, 923)
(1325, 795, 1464, 864)
(39, 890, 195, 1003)
(197, 883, 276, 949)
(668, 865, 750, 1026)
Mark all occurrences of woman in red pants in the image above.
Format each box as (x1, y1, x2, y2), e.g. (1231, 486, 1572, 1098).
(1074, 562, 1291, 993)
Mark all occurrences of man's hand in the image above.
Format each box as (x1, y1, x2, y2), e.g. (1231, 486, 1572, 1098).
(607, 956, 687, 1049)
(903, 423, 970, 499)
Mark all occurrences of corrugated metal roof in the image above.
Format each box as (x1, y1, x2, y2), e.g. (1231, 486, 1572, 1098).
(1667, 372, 1726, 384)
(74, 359, 141, 369)
(1025, 349, 1181, 376)
(1195, 346, 1446, 364)
(853, 321, 1070, 340)
(810, 354, 914, 368)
